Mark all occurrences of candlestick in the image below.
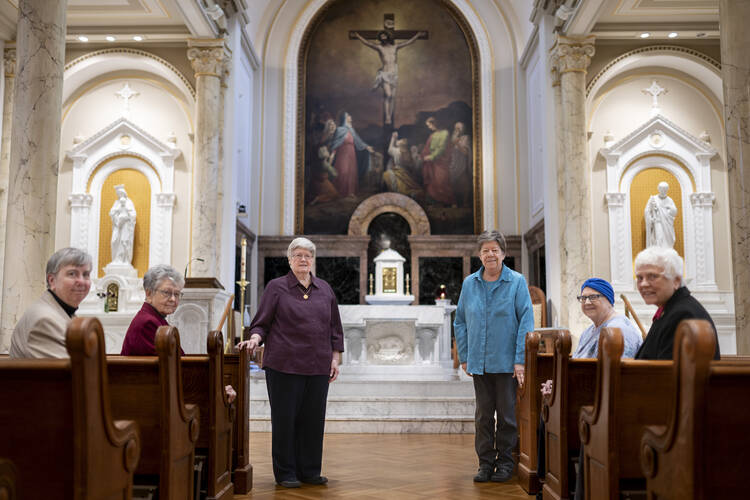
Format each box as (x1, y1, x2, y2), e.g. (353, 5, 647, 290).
(405, 273, 411, 295)
(369, 273, 374, 295)
(240, 237, 247, 280)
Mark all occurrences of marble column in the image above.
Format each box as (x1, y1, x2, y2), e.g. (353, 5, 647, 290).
(0, 48, 16, 322)
(720, 0, 750, 353)
(549, 35, 595, 335)
(0, 0, 67, 352)
(187, 39, 229, 278)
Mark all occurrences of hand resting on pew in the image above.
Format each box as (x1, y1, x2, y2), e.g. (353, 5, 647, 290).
(225, 384, 237, 403)
(236, 333, 262, 356)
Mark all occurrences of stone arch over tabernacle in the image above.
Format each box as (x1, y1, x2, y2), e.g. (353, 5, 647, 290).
(347, 193, 431, 236)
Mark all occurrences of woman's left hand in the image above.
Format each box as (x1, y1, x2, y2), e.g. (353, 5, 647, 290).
(329, 351, 341, 383)
(224, 384, 237, 404)
(513, 363, 525, 389)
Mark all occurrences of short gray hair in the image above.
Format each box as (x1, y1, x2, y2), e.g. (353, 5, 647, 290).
(287, 237, 316, 260)
(46, 247, 92, 286)
(143, 264, 184, 292)
(634, 247, 684, 284)
(477, 230, 506, 253)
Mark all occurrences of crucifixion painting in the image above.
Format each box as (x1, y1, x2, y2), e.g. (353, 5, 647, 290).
(349, 14, 428, 126)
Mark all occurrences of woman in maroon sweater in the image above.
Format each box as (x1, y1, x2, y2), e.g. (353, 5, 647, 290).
(237, 237, 344, 489)
(120, 264, 184, 355)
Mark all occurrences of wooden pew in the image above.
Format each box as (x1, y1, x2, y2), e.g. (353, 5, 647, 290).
(578, 327, 673, 500)
(181, 332, 234, 500)
(517, 329, 561, 494)
(107, 326, 200, 500)
(640, 319, 750, 499)
(223, 347, 253, 493)
(542, 330, 598, 500)
(0, 317, 140, 499)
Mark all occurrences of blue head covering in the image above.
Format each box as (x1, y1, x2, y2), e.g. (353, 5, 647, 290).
(581, 277, 614, 305)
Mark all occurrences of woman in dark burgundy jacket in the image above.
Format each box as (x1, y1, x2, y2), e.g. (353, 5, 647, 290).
(120, 264, 184, 356)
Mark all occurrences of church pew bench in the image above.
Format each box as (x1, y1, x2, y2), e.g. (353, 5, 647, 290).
(107, 326, 199, 500)
(223, 347, 253, 493)
(640, 319, 750, 499)
(517, 329, 561, 494)
(542, 330, 598, 500)
(0, 317, 140, 499)
(578, 327, 674, 500)
(181, 331, 234, 500)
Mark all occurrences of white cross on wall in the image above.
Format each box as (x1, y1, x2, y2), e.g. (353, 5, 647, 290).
(115, 82, 140, 118)
(641, 80, 668, 116)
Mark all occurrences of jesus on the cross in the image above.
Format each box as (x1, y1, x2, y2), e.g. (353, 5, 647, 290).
(350, 14, 427, 125)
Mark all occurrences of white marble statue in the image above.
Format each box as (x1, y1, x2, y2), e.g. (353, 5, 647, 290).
(645, 181, 677, 249)
(109, 185, 136, 264)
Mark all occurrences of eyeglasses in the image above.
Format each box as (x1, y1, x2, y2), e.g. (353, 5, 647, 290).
(635, 272, 664, 284)
(291, 253, 313, 261)
(576, 294, 603, 304)
(156, 289, 184, 300)
(480, 248, 503, 256)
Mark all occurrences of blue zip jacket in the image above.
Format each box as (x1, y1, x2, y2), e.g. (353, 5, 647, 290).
(454, 265, 534, 374)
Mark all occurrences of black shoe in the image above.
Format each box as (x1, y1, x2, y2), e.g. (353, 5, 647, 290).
(301, 475, 328, 485)
(473, 466, 493, 482)
(491, 468, 512, 483)
(277, 479, 301, 488)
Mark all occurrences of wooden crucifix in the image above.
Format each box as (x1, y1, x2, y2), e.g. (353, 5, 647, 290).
(350, 13, 429, 126)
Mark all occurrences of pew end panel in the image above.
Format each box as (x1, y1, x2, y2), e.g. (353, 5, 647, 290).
(542, 330, 598, 500)
(181, 331, 234, 500)
(579, 327, 673, 500)
(518, 329, 559, 494)
(0, 317, 140, 499)
(641, 319, 750, 499)
(107, 326, 199, 500)
(223, 346, 252, 493)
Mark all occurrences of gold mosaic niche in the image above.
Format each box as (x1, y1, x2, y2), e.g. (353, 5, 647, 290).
(97, 168, 151, 277)
(629, 167, 685, 260)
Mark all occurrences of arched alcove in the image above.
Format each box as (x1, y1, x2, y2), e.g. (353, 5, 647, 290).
(348, 193, 430, 236)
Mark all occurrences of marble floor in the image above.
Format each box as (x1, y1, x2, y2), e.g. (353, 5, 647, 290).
(235, 433, 533, 499)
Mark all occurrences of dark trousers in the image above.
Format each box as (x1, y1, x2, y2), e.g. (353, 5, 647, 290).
(265, 367, 330, 482)
(472, 372, 517, 471)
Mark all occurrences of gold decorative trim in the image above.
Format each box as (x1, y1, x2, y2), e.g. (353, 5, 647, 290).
(293, 0, 483, 235)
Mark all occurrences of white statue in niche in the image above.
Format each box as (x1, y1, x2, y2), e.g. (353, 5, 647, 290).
(645, 181, 678, 249)
(109, 184, 137, 264)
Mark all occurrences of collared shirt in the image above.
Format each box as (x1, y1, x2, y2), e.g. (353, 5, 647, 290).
(120, 302, 185, 356)
(250, 271, 345, 376)
(454, 265, 534, 374)
(572, 314, 642, 359)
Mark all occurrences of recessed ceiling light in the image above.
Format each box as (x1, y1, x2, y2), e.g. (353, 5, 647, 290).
(639, 32, 650, 39)
(77, 35, 89, 42)
(668, 32, 678, 39)
(133, 35, 143, 41)
(106, 36, 116, 42)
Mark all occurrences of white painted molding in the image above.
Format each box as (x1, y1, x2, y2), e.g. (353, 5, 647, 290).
(600, 114, 718, 291)
(67, 117, 181, 277)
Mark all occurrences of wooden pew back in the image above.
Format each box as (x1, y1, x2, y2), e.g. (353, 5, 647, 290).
(517, 329, 561, 494)
(579, 327, 673, 500)
(223, 347, 253, 493)
(0, 459, 16, 500)
(542, 330, 598, 500)
(0, 317, 140, 499)
(641, 319, 750, 499)
(107, 326, 199, 500)
(181, 331, 233, 500)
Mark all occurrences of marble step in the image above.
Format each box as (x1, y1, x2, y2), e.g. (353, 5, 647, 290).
(248, 373, 476, 433)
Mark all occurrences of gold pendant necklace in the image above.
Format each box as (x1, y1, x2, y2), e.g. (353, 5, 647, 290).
(302, 283, 312, 300)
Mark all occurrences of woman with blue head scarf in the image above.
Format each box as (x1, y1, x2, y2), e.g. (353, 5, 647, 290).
(328, 111, 374, 197)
